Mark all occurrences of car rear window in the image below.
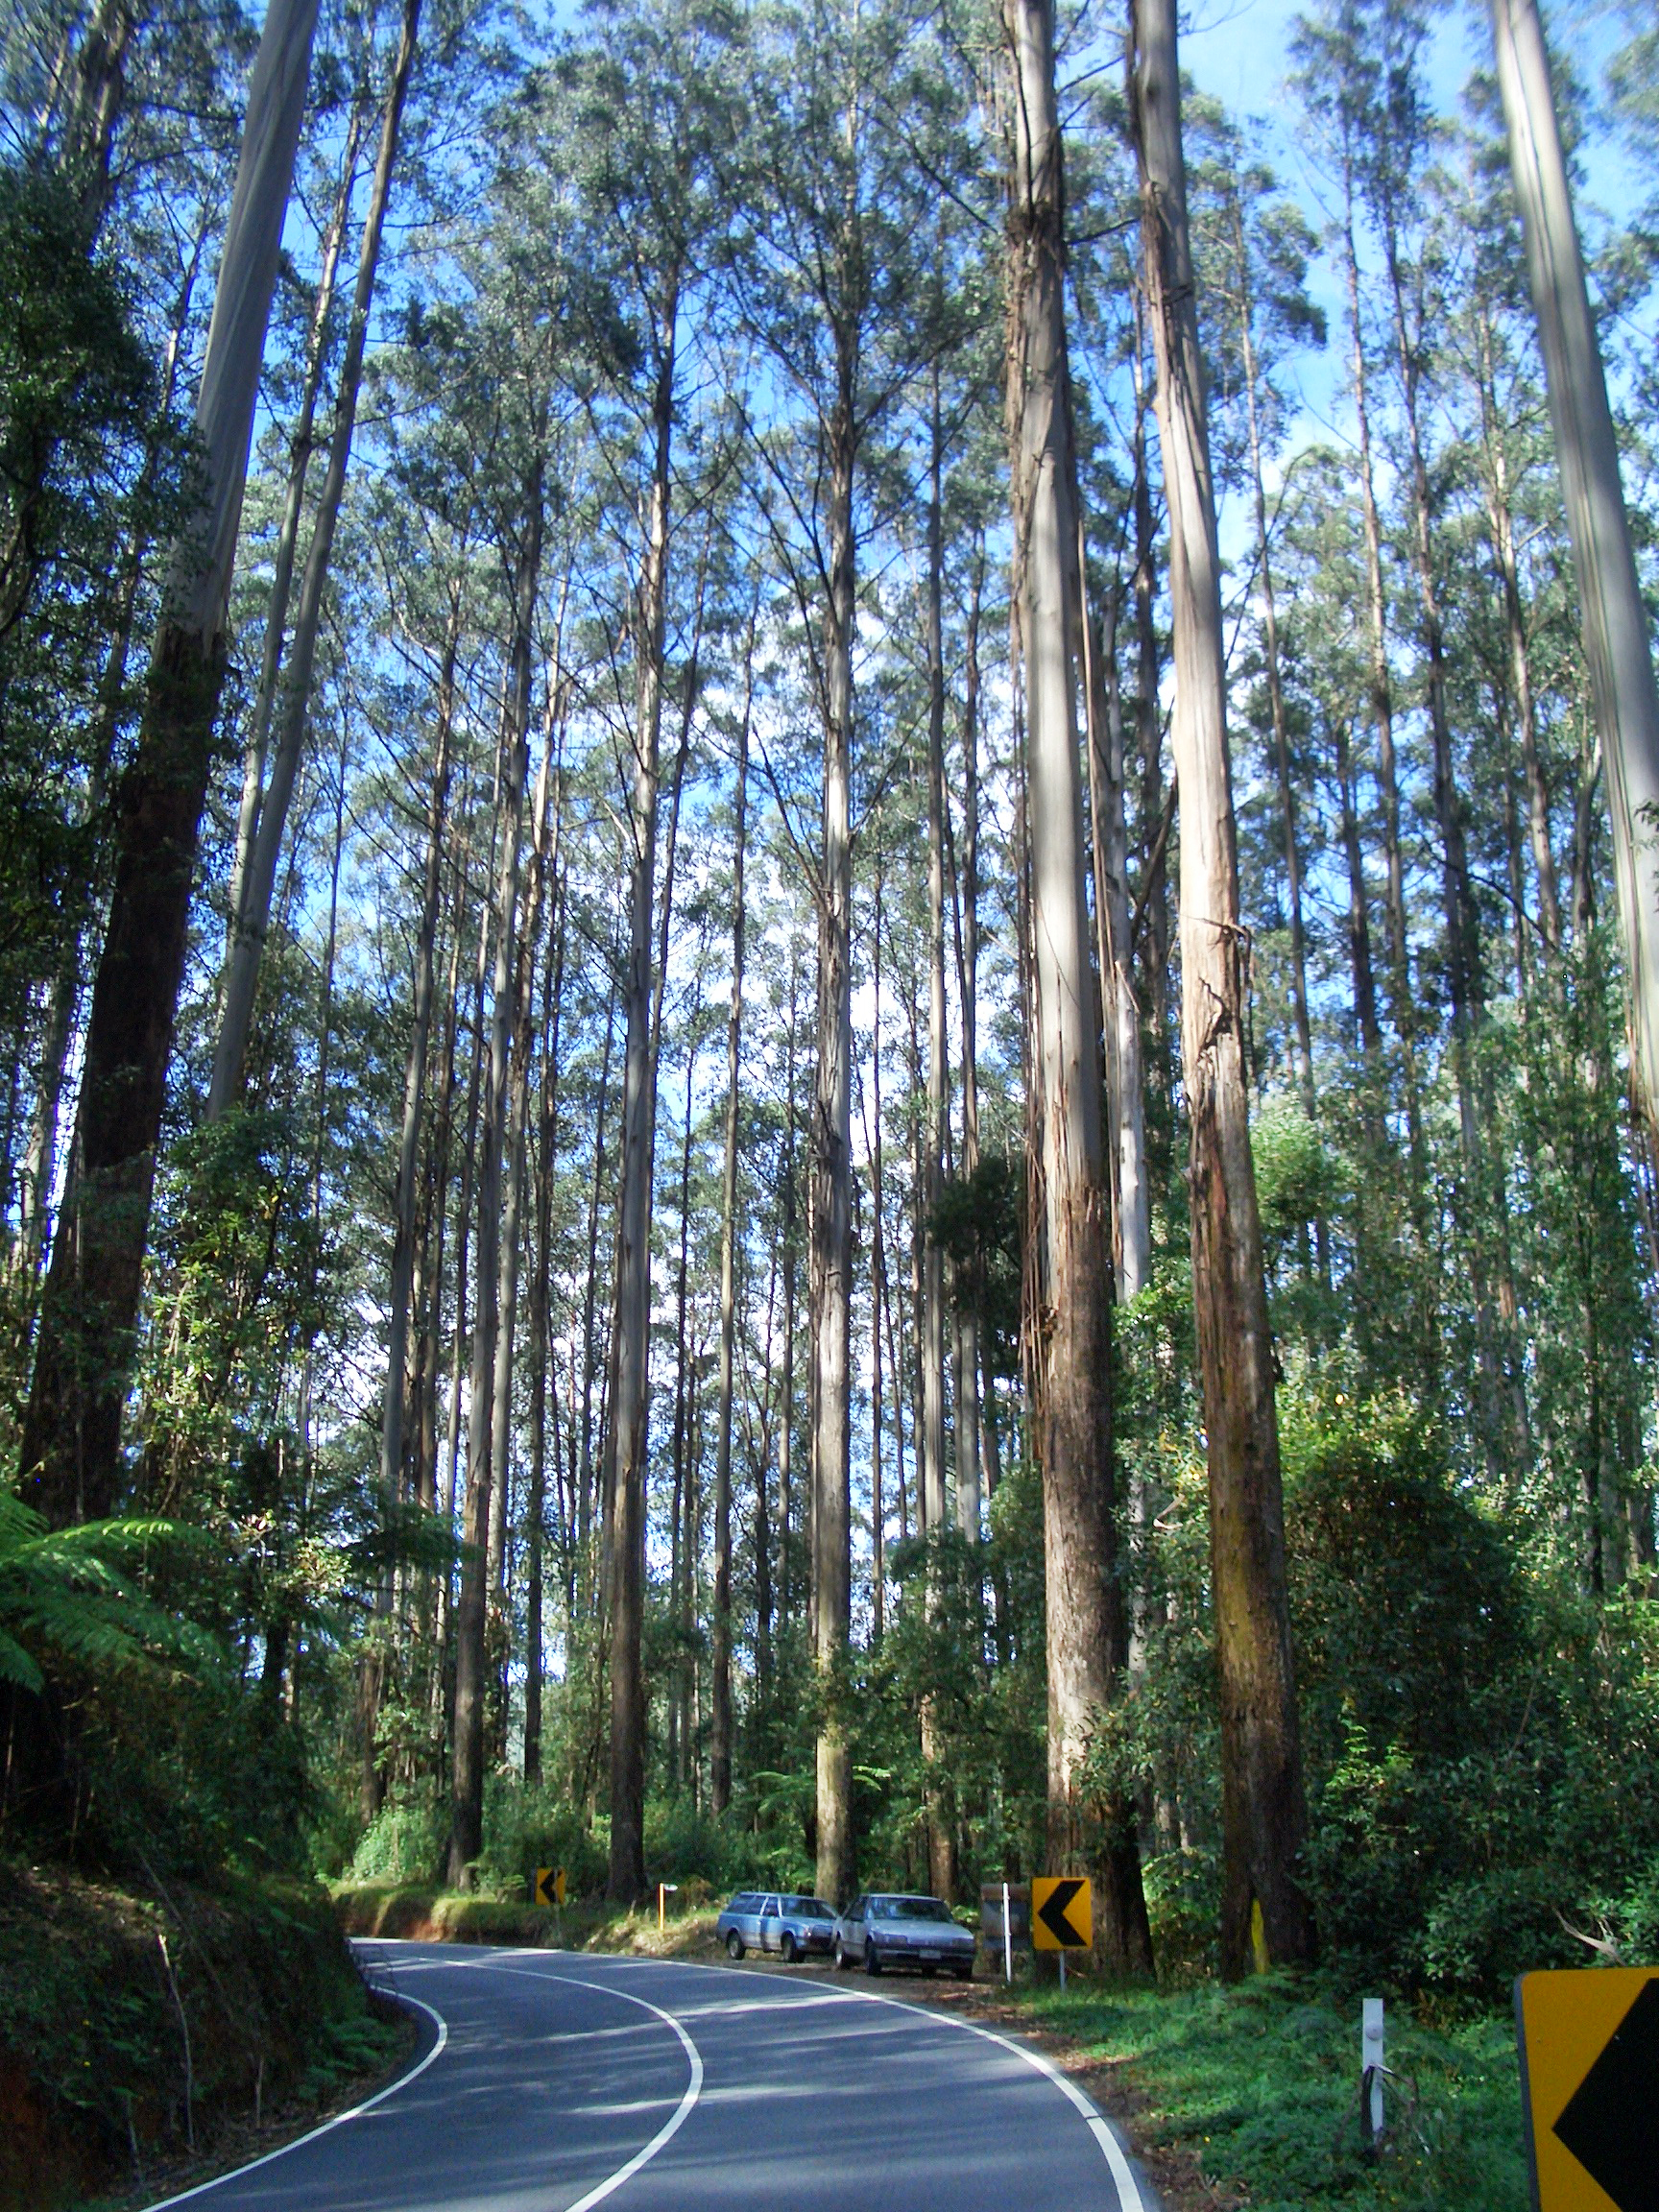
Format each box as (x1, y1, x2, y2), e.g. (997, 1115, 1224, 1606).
(729, 1892, 761, 1911)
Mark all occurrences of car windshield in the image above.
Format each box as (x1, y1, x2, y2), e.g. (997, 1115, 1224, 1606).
(782, 1897, 833, 1918)
(876, 1896, 952, 1922)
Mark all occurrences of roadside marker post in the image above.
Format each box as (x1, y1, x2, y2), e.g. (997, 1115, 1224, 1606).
(1516, 1965, 1659, 2211)
(658, 1882, 679, 1934)
(1361, 1998, 1384, 2154)
(1003, 1882, 1013, 1985)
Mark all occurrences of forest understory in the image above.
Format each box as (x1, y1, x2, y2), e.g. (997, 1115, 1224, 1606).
(3, 0, 1659, 2195)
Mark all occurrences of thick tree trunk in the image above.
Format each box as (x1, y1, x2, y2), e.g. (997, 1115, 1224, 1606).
(709, 661, 751, 1816)
(1132, 0, 1314, 1975)
(210, 0, 420, 1118)
(447, 469, 541, 1887)
(1492, 0, 1659, 1134)
(1007, 0, 1151, 1975)
(20, 0, 321, 1524)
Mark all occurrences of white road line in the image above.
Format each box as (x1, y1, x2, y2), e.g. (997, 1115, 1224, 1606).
(586, 1954, 1152, 2212)
(137, 1993, 449, 2212)
(396, 1948, 706, 2212)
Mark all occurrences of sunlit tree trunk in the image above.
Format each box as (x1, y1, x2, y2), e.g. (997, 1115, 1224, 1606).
(224, 100, 363, 971)
(607, 301, 678, 1903)
(1132, 0, 1314, 1975)
(210, 0, 421, 1118)
(448, 468, 541, 1887)
(21, 0, 322, 1525)
(1006, 0, 1151, 1975)
(377, 599, 460, 1527)
(1492, 0, 1659, 1140)
(811, 366, 856, 1908)
(710, 656, 751, 1816)
(1231, 187, 1314, 1118)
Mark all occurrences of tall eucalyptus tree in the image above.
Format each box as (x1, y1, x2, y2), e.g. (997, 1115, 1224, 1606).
(1003, 0, 1150, 1971)
(22, 0, 321, 1525)
(1131, 0, 1315, 1975)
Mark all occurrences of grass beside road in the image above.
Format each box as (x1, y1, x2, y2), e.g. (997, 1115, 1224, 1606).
(967, 1973, 1529, 2212)
(332, 1880, 723, 1960)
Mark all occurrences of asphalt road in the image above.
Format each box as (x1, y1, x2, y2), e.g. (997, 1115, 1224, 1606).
(147, 1940, 1159, 2212)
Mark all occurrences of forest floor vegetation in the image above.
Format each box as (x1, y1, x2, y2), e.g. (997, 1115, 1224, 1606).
(1, 1860, 407, 2212)
(921, 1970, 1529, 2212)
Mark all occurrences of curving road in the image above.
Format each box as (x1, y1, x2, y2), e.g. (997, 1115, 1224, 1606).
(147, 1941, 1159, 2212)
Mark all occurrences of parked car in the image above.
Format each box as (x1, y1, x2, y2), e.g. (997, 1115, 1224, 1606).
(832, 1892, 975, 1980)
(716, 1890, 839, 1961)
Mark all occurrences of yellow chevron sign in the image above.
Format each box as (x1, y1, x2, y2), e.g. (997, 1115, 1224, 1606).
(1516, 1966, 1659, 2210)
(534, 1866, 566, 1910)
(1031, 1876, 1092, 1951)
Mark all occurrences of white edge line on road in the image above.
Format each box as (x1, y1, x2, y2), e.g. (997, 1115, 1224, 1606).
(404, 1948, 706, 2212)
(585, 1953, 1150, 2212)
(136, 1991, 449, 2212)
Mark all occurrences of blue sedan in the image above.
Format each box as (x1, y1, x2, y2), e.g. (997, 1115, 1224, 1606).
(717, 1889, 839, 1961)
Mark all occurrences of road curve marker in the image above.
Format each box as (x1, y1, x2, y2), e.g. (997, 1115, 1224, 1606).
(135, 1990, 449, 2212)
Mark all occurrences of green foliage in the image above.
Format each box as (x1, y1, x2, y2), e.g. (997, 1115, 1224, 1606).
(929, 1150, 1022, 1380)
(1024, 1976, 1529, 2211)
(0, 1487, 216, 1698)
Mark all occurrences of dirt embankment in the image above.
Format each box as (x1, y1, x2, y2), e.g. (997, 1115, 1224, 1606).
(0, 1860, 398, 2212)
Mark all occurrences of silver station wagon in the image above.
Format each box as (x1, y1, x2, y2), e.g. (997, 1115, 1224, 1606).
(832, 1892, 976, 1980)
(716, 1889, 838, 1961)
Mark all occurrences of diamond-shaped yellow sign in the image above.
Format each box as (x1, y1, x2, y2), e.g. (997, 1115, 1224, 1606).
(1516, 1967, 1659, 2210)
(1031, 1876, 1091, 1951)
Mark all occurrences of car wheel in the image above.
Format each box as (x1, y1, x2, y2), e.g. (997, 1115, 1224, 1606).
(864, 1940, 882, 1977)
(726, 1931, 745, 1960)
(833, 1938, 851, 1969)
(781, 1933, 799, 1964)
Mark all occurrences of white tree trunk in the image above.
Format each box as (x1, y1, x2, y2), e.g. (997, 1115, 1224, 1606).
(209, 0, 421, 1118)
(1491, 0, 1659, 1131)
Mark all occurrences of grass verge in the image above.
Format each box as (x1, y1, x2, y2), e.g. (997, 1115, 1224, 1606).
(331, 1881, 723, 1960)
(950, 1973, 1529, 2212)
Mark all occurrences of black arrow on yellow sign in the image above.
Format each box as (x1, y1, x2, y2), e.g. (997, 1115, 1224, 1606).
(1551, 1979, 1659, 2212)
(1517, 1965, 1659, 2212)
(1033, 1878, 1090, 1951)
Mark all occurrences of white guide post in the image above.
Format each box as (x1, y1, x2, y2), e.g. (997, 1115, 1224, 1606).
(1362, 1998, 1384, 2141)
(1003, 1882, 1013, 1984)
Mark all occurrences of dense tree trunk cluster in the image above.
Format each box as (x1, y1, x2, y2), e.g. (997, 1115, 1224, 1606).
(3, 0, 1658, 2001)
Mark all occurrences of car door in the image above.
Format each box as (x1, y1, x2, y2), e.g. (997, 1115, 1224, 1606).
(846, 1895, 869, 1958)
(758, 1894, 782, 1952)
